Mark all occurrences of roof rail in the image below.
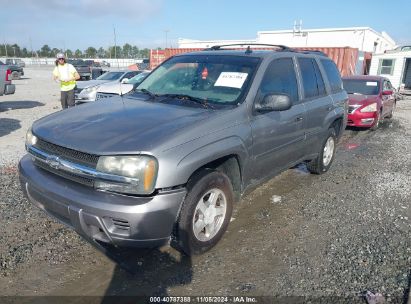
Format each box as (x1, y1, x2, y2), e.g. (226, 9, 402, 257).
(295, 49, 328, 57)
(206, 43, 292, 52)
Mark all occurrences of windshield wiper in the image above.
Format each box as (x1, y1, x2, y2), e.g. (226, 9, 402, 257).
(137, 89, 157, 99)
(160, 94, 214, 109)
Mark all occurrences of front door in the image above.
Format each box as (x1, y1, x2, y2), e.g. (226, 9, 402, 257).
(250, 57, 305, 180)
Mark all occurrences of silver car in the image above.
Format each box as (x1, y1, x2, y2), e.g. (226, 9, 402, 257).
(75, 70, 140, 103)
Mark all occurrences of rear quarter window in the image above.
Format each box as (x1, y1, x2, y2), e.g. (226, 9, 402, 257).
(320, 59, 343, 93)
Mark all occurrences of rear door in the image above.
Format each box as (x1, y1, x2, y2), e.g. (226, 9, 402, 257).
(296, 57, 333, 155)
(250, 57, 306, 180)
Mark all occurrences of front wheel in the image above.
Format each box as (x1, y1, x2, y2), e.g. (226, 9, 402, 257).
(307, 128, 337, 175)
(172, 170, 234, 256)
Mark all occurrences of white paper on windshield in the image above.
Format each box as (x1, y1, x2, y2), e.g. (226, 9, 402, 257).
(214, 72, 248, 89)
(366, 81, 378, 86)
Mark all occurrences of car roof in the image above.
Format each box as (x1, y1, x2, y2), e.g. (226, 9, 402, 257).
(342, 75, 386, 81)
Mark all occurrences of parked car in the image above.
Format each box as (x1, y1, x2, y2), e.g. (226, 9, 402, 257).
(67, 59, 103, 80)
(100, 60, 111, 67)
(19, 45, 348, 256)
(343, 75, 396, 130)
(5, 58, 25, 67)
(96, 71, 150, 100)
(75, 70, 141, 103)
(0, 60, 24, 80)
(0, 66, 15, 96)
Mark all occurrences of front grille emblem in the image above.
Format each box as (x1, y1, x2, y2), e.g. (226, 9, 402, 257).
(46, 155, 62, 170)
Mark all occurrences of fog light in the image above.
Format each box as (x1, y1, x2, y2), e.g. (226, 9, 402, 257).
(361, 118, 374, 125)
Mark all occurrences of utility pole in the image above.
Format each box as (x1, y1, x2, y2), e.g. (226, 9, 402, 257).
(3, 37, 7, 57)
(164, 29, 170, 49)
(113, 25, 119, 68)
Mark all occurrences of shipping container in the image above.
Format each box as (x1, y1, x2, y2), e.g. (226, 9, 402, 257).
(150, 46, 371, 76)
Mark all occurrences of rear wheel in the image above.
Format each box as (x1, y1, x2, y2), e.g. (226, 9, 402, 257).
(307, 128, 337, 175)
(172, 170, 234, 256)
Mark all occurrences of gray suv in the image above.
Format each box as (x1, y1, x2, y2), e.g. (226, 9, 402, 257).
(19, 45, 348, 255)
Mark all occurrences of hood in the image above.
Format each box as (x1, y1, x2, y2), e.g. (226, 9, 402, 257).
(348, 94, 379, 105)
(32, 96, 216, 155)
(97, 82, 133, 95)
(76, 80, 111, 90)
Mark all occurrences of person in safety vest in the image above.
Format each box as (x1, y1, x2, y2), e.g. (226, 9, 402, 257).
(52, 53, 80, 109)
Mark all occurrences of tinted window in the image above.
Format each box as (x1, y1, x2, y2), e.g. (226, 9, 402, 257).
(260, 58, 298, 103)
(298, 58, 326, 98)
(321, 59, 343, 93)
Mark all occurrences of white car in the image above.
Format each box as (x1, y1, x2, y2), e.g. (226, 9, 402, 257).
(75, 70, 141, 103)
(96, 71, 150, 100)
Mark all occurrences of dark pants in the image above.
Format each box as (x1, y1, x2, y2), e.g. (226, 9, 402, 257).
(61, 89, 75, 109)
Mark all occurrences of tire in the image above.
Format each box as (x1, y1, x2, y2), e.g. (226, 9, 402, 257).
(370, 111, 381, 131)
(11, 71, 20, 80)
(307, 128, 337, 175)
(172, 170, 234, 256)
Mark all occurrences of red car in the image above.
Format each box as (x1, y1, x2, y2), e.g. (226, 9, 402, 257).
(342, 76, 396, 130)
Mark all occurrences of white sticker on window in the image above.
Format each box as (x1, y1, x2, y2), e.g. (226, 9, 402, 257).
(366, 82, 378, 86)
(214, 72, 248, 89)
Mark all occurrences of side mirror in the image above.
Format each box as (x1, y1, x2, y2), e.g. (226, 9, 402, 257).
(382, 90, 393, 95)
(121, 78, 129, 84)
(255, 94, 292, 112)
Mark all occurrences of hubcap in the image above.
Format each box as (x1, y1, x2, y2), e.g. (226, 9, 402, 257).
(192, 188, 227, 242)
(323, 137, 335, 166)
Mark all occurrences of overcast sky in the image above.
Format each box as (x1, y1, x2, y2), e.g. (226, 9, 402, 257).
(1, 0, 410, 51)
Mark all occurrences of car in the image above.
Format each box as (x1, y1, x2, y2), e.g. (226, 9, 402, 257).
(5, 58, 25, 68)
(96, 71, 150, 100)
(19, 44, 348, 256)
(342, 75, 396, 130)
(74, 70, 141, 103)
(0, 60, 24, 80)
(100, 60, 111, 67)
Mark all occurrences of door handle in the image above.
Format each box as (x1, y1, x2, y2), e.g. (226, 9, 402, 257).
(295, 116, 303, 122)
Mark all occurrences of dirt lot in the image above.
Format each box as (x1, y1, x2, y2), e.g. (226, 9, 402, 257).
(0, 67, 410, 303)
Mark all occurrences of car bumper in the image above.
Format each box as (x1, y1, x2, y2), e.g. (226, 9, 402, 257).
(5, 84, 15, 95)
(19, 154, 187, 248)
(347, 111, 377, 127)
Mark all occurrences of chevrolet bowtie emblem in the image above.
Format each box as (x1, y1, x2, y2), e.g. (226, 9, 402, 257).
(45, 155, 62, 170)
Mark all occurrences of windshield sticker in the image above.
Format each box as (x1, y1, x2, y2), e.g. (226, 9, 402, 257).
(366, 82, 378, 86)
(214, 72, 248, 89)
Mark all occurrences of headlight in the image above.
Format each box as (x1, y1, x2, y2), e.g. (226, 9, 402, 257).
(360, 103, 377, 113)
(95, 155, 158, 195)
(79, 86, 99, 99)
(25, 127, 37, 147)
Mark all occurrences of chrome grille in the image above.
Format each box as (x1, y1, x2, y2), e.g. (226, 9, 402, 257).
(34, 159, 94, 187)
(34, 138, 99, 168)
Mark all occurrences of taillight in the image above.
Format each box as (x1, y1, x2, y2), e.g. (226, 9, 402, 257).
(5, 69, 11, 81)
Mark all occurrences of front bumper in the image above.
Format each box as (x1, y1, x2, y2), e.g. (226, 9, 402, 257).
(347, 111, 377, 127)
(19, 154, 187, 248)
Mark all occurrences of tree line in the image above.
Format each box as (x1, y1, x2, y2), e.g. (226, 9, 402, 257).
(0, 43, 152, 59)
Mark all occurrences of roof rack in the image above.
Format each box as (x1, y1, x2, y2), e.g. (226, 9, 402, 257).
(206, 43, 292, 52)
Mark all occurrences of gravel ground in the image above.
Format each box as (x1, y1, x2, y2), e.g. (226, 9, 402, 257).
(0, 68, 410, 303)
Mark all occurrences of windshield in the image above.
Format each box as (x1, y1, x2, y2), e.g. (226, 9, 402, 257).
(137, 54, 260, 105)
(96, 71, 124, 81)
(343, 79, 380, 95)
